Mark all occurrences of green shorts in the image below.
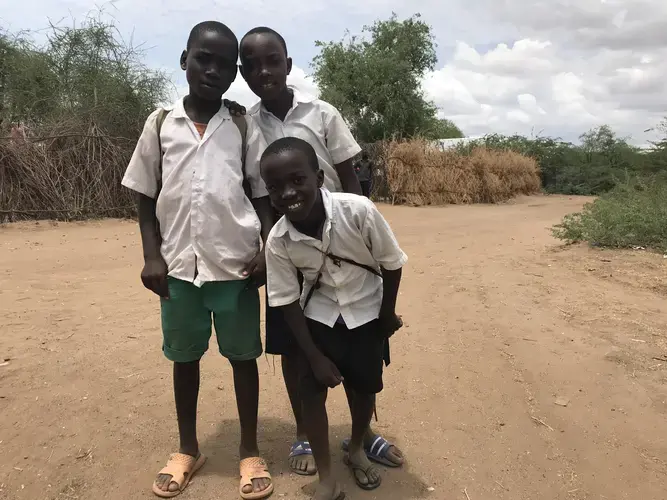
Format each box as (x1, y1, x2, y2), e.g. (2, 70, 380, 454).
(160, 277, 262, 363)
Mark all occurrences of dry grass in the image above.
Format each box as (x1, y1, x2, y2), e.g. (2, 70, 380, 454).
(383, 139, 541, 205)
(0, 122, 135, 222)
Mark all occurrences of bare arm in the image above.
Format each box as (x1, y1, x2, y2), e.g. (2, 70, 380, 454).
(380, 267, 402, 319)
(251, 196, 275, 245)
(335, 158, 362, 195)
(137, 193, 169, 298)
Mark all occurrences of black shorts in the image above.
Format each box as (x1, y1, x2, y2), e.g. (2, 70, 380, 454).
(265, 272, 303, 356)
(298, 318, 386, 395)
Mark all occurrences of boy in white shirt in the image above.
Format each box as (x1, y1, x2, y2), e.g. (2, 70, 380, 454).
(261, 137, 407, 500)
(239, 26, 405, 476)
(122, 21, 274, 499)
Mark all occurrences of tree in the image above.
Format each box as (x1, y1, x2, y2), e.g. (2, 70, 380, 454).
(0, 16, 170, 137)
(428, 118, 464, 139)
(311, 13, 461, 143)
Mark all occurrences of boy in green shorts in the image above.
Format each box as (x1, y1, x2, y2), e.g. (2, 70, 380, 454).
(122, 21, 274, 499)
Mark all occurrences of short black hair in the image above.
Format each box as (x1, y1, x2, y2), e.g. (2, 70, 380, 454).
(261, 137, 319, 172)
(187, 21, 238, 50)
(240, 26, 288, 56)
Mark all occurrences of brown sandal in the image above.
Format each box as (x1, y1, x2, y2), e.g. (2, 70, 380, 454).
(152, 453, 206, 498)
(239, 457, 274, 499)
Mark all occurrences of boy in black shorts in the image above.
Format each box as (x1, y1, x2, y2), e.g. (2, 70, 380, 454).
(240, 25, 405, 477)
(261, 137, 406, 500)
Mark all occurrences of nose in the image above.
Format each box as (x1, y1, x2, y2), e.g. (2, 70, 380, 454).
(260, 66, 271, 77)
(281, 186, 297, 200)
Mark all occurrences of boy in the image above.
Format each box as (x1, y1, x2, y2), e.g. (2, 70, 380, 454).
(354, 152, 374, 198)
(239, 26, 405, 476)
(261, 137, 406, 500)
(122, 21, 274, 499)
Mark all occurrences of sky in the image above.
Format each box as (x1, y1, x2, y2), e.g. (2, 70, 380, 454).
(3, 0, 666, 145)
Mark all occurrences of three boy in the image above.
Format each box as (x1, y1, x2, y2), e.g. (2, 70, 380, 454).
(125, 20, 406, 500)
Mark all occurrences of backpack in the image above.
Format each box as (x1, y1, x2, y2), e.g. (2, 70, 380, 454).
(154, 108, 251, 199)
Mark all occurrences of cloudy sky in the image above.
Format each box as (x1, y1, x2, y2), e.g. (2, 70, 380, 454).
(3, 0, 666, 144)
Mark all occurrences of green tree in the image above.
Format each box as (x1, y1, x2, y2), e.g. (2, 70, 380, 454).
(0, 16, 170, 137)
(311, 13, 460, 142)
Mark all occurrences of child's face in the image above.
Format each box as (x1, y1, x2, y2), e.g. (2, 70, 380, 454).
(240, 33, 292, 101)
(261, 149, 323, 222)
(181, 31, 238, 101)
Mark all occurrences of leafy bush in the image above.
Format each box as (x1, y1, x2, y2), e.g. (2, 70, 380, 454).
(552, 179, 667, 250)
(456, 127, 665, 196)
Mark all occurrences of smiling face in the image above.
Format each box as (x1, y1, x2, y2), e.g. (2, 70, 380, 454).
(181, 30, 238, 101)
(240, 32, 292, 101)
(260, 148, 324, 222)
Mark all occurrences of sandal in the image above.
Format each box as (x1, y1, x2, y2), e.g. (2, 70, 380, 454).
(342, 436, 403, 468)
(343, 454, 382, 491)
(289, 440, 317, 476)
(152, 453, 206, 498)
(239, 457, 274, 499)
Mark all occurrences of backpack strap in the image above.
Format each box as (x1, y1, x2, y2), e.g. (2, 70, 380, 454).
(231, 114, 251, 199)
(155, 108, 170, 196)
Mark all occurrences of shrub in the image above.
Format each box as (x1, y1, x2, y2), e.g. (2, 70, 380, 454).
(552, 179, 667, 250)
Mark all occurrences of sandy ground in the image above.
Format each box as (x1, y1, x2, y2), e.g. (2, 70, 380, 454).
(1, 195, 667, 500)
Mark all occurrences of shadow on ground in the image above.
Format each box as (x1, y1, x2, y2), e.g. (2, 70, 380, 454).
(200, 417, 435, 499)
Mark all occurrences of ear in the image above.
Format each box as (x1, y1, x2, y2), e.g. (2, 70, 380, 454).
(180, 50, 188, 70)
(316, 169, 324, 188)
(286, 57, 293, 76)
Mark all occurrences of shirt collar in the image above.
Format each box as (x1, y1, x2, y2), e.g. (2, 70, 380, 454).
(167, 97, 231, 121)
(252, 85, 316, 116)
(276, 188, 333, 242)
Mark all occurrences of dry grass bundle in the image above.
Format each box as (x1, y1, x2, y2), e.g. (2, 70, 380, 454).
(0, 123, 136, 222)
(383, 139, 541, 205)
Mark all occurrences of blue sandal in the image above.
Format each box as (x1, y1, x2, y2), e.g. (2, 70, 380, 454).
(289, 440, 317, 476)
(341, 436, 402, 468)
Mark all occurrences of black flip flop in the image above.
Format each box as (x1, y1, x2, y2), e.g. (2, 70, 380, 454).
(343, 454, 382, 491)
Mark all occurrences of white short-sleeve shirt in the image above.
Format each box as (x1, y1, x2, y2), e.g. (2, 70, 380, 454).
(249, 86, 362, 193)
(265, 189, 408, 329)
(122, 97, 268, 286)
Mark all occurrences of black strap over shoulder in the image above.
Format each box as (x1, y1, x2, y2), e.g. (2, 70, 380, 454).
(302, 251, 381, 310)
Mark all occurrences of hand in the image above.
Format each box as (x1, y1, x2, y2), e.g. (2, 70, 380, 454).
(311, 354, 344, 388)
(379, 312, 403, 338)
(141, 256, 170, 299)
(223, 99, 246, 117)
(243, 249, 266, 287)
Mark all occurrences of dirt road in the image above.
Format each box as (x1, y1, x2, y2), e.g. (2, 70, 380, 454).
(1, 195, 666, 500)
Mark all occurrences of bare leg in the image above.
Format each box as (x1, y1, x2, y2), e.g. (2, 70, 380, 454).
(303, 387, 341, 499)
(283, 353, 318, 474)
(346, 391, 381, 488)
(344, 383, 404, 466)
(155, 360, 200, 493)
(231, 359, 271, 495)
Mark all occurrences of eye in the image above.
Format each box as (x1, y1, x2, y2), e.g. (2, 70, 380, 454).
(292, 176, 305, 186)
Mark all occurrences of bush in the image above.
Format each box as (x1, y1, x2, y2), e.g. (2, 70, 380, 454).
(382, 139, 541, 205)
(0, 17, 170, 221)
(457, 128, 665, 196)
(552, 179, 667, 250)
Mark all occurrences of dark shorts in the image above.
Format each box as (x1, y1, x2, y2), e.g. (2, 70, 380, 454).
(265, 272, 303, 356)
(298, 318, 386, 395)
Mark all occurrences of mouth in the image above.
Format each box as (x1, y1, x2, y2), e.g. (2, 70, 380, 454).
(200, 82, 221, 91)
(285, 201, 304, 212)
(260, 82, 277, 90)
